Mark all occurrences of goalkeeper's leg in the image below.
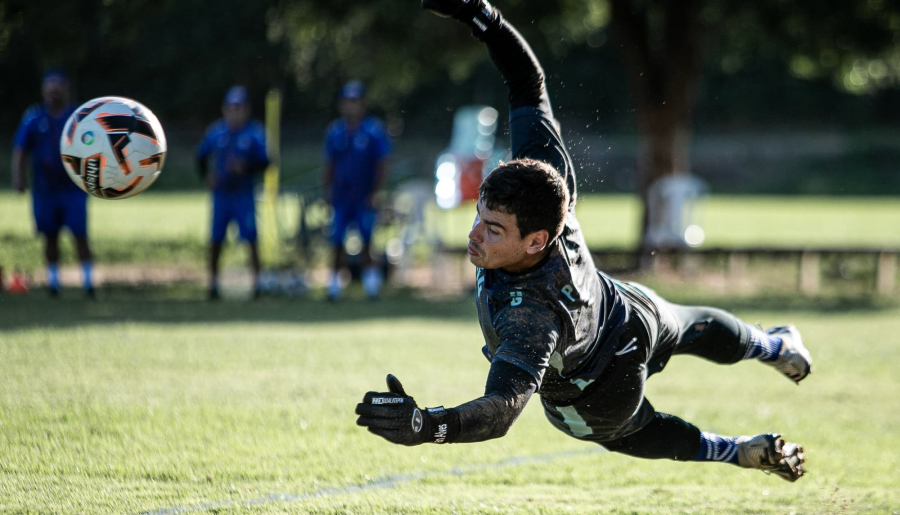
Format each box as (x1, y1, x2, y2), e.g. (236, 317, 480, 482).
(645, 288, 812, 383)
(599, 404, 805, 482)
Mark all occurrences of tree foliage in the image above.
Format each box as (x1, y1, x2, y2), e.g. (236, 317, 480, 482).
(0, 0, 283, 129)
(1, 0, 898, 132)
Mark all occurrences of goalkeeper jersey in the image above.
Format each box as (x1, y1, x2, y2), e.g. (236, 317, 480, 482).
(475, 101, 636, 405)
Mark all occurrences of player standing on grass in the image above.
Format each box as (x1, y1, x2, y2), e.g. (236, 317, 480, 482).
(323, 81, 391, 301)
(12, 70, 95, 298)
(356, 0, 812, 482)
(197, 86, 269, 300)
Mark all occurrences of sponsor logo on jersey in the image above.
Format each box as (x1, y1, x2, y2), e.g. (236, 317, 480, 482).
(561, 284, 577, 303)
(411, 408, 423, 433)
(510, 290, 523, 307)
(372, 397, 404, 405)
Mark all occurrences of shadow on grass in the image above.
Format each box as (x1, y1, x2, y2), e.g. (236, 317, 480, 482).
(0, 284, 895, 332)
(0, 285, 479, 331)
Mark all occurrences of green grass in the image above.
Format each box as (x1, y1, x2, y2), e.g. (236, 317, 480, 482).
(0, 192, 209, 272)
(3, 192, 900, 275)
(433, 195, 900, 249)
(0, 289, 898, 514)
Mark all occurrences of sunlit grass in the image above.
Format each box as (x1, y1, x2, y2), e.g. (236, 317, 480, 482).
(3, 192, 900, 278)
(0, 291, 897, 513)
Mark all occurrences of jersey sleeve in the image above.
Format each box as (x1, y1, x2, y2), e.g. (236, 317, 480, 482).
(12, 108, 38, 150)
(490, 297, 562, 387)
(509, 105, 577, 206)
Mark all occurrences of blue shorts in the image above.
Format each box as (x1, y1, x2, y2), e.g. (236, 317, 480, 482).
(32, 190, 88, 238)
(331, 202, 376, 247)
(212, 191, 257, 244)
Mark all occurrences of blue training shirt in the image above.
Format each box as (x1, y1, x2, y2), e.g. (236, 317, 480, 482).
(13, 104, 81, 193)
(197, 119, 269, 193)
(323, 116, 391, 206)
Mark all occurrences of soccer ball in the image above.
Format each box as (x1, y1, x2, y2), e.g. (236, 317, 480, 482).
(60, 96, 166, 199)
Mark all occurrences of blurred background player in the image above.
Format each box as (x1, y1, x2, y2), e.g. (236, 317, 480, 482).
(11, 70, 94, 298)
(197, 86, 269, 300)
(323, 81, 391, 301)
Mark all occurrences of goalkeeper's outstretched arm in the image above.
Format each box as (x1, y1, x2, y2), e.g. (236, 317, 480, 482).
(353, 1, 551, 447)
(355, 362, 537, 446)
(452, 361, 538, 442)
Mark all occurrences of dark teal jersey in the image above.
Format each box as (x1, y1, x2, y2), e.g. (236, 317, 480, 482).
(475, 102, 631, 405)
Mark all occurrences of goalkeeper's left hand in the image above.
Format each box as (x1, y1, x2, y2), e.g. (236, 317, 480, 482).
(356, 374, 453, 446)
(421, 0, 498, 39)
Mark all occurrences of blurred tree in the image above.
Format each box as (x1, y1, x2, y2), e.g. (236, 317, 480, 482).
(593, 0, 900, 247)
(2, 0, 899, 201)
(606, 0, 707, 247)
(274, 0, 488, 112)
(274, 0, 900, 245)
(0, 0, 284, 130)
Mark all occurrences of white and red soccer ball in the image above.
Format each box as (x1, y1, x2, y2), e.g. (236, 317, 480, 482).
(60, 96, 166, 199)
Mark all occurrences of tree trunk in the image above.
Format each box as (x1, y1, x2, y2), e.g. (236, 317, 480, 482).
(634, 104, 694, 245)
(608, 0, 705, 251)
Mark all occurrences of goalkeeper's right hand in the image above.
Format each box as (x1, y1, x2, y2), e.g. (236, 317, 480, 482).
(355, 374, 459, 446)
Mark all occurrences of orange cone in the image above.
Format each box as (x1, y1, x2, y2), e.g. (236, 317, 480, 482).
(7, 272, 29, 295)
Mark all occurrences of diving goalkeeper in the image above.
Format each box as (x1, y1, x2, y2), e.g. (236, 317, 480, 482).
(356, 0, 811, 481)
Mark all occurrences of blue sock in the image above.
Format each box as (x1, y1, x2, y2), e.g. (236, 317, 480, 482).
(81, 261, 93, 290)
(743, 325, 782, 362)
(47, 264, 60, 290)
(694, 432, 740, 464)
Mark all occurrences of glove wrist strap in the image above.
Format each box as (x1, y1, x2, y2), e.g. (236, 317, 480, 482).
(454, 0, 500, 40)
(424, 406, 461, 444)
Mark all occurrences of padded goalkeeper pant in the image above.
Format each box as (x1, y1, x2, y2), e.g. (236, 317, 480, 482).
(542, 281, 753, 460)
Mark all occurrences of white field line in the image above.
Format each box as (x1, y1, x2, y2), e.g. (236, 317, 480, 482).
(140, 447, 606, 515)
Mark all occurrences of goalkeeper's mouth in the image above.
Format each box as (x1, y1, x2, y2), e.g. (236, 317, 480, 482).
(467, 242, 481, 256)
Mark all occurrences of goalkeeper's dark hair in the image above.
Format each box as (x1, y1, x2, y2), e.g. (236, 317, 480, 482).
(479, 158, 569, 240)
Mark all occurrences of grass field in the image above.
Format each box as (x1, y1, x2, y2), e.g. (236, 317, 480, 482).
(2, 190, 899, 512)
(1, 288, 899, 514)
(434, 194, 900, 250)
(3, 192, 900, 275)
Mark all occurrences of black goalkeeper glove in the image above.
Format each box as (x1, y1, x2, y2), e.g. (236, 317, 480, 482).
(356, 374, 459, 446)
(421, 0, 499, 39)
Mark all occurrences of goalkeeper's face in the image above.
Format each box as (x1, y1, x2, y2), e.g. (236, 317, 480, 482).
(467, 199, 549, 272)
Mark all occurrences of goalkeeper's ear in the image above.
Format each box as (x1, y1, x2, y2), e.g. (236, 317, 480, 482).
(386, 374, 408, 396)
